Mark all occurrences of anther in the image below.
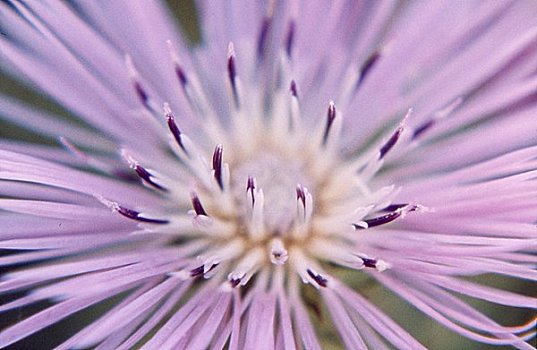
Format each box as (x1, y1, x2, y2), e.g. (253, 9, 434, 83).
(296, 184, 306, 206)
(190, 192, 208, 216)
(257, 16, 272, 60)
(166, 40, 188, 87)
(290, 80, 298, 98)
(322, 101, 337, 145)
(212, 144, 224, 190)
(247, 177, 256, 206)
(354, 204, 419, 229)
(117, 206, 169, 224)
(121, 150, 167, 191)
(126, 55, 150, 108)
(356, 50, 381, 89)
(412, 97, 463, 140)
(164, 104, 188, 155)
(379, 109, 411, 159)
(229, 278, 241, 288)
(307, 269, 328, 288)
(412, 120, 434, 140)
(227, 42, 240, 107)
(285, 20, 296, 57)
(295, 184, 313, 228)
(355, 254, 390, 272)
(190, 263, 219, 278)
(134, 165, 166, 191)
(360, 211, 401, 228)
(175, 65, 188, 87)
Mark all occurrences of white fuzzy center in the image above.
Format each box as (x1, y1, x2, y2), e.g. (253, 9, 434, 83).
(232, 151, 312, 234)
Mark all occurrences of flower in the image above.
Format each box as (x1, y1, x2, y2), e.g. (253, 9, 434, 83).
(0, 0, 536, 349)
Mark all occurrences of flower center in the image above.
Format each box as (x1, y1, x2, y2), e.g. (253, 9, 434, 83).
(232, 151, 313, 235)
(109, 48, 420, 290)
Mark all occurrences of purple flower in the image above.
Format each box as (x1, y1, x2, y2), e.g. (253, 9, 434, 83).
(0, 1, 536, 349)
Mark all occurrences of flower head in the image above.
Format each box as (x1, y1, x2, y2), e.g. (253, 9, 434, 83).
(0, 1, 536, 349)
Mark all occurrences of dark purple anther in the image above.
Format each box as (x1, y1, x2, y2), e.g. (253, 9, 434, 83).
(322, 102, 336, 145)
(190, 263, 218, 277)
(229, 278, 241, 288)
(379, 125, 404, 159)
(134, 165, 166, 191)
(228, 52, 237, 84)
(134, 81, 149, 107)
(189, 265, 205, 277)
(212, 144, 224, 189)
(117, 206, 169, 224)
(257, 16, 272, 60)
(166, 111, 188, 155)
(191, 193, 208, 216)
(356, 50, 381, 90)
(412, 97, 462, 140)
(285, 20, 296, 57)
(227, 46, 240, 107)
(296, 184, 306, 206)
(364, 211, 402, 228)
(290, 80, 298, 98)
(247, 177, 256, 191)
(247, 177, 256, 205)
(175, 64, 188, 87)
(412, 119, 435, 140)
(361, 257, 378, 269)
(307, 269, 328, 288)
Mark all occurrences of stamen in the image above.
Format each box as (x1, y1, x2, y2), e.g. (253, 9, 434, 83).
(355, 254, 390, 272)
(166, 40, 188, 87)
(247, 177, 256, 206)
(117, 206, 169, 224)
(227, 42, 240, 107)
(121, 149, 167, 191)
(134, 165, 166, 191)
(190, 263, 219, 278)
(412, 120, 435, 139)
(126, 55, 150, 108)
(257, 16, 272, 60)
(295, 184, 313, 237)
(363, 211, 401, 228)
(412, 97, 464, 140)
(379, 108, 411, 159)
(190, 192, 208, 216)
(229, 278, 241, 288)
(307, 269, 328, 288)
(322, 101, 337, 146)
(212, 144, 224, 190)
(228, 248, 264, 287)
(96, 195, 169, 224)
(173, 60, 188, 87)
(296, 184, 306, 207)
(290, 80, 298, 98)
(356, 50, 381, 89)
(285, 20, 296, 57)
(175, 64, 188, 87)
(354, 204, 419, 229)
(289, 81, 301, 129)
(164, 103, 188, 155)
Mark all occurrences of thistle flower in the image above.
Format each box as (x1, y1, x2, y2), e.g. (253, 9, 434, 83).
(0, 1, 536, 349)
